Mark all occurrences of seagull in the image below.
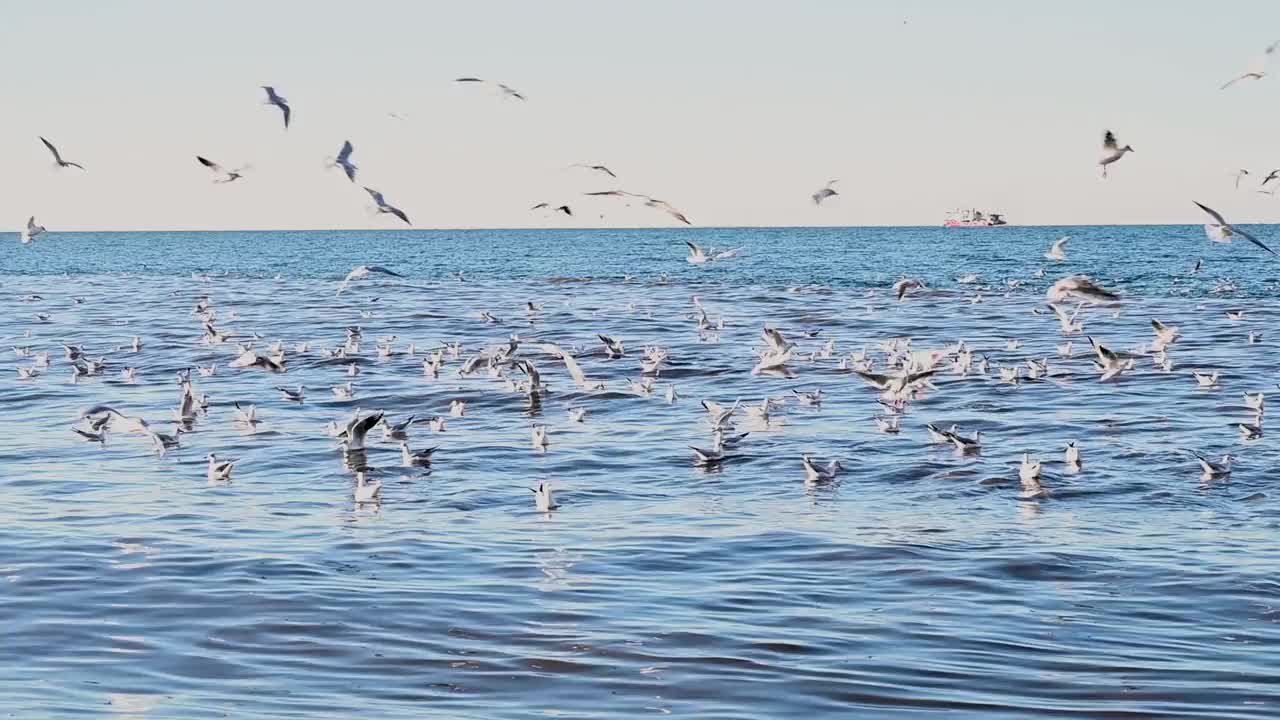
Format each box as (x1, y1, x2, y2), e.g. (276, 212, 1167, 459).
(354, 471, 382, 504)
(948, 429, 983, 454)
(1194, 453, 1233, 480)
(532, 482, 557, 512)
(1019, 454, 1045, 498)
(541, 343, 606, 391)
(925, 423, 959, 444)
(449, 400, 466, 417)
(276, 385, 305, 402)
(1099, 130, 1134, 178)
(1151, 319, 1181, 348)
(233, 401, 260, 426)
(20, 216, 46, 244)
(531, 424, 549, 451)
(340, 411, 384, 452)
(400, 442, 437, 466)
(893, 278, 924, 301)
(206, 453, 237, 482)
(262, 86, 291, 128)
(1046, 276, 1120, 304)
(381, 414, 415, 441)
(801, 455, 842, 484)
(598, 334, 625, 358)
(531, 203, 572, 216)
(1049, 303, 1084, 335)
(39, 137, 85, 170)
(1045, 236, 1069, 262)
(585, 190, 691, 224)
(1220, 40, 1279, 89)
(1089, 337, 1132, 381)
(228, 350, 285, 373)
(325, 140, 357, 182)
(364, 187, 411, 226)
(570, 164, 617, 178)
(568, 407, 587, 423)
(811, 180, 839, 206)
(793, 389, 824, 406)
(1065, 441, 1081, 469)
(337, 265, 404, 294)
(455, 77, 526, 100)
(1233, 169, 1251, 189)
(1193, 370, 1220, 388)
(1238, 422, 1264, 441)
(196, 156, 246, 183)
(685, 241, 710, 264)
(332, 383, 356, 401)
(875, 416, 901, 434)
(1193, 201, 1277, 256)
(1244, 392, 1265, 413)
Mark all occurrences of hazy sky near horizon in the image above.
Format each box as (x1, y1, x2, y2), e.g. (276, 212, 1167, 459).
(5, 1, 1280, 231)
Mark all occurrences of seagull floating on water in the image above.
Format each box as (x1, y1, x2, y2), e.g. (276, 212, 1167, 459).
(206, 453, 237, 482)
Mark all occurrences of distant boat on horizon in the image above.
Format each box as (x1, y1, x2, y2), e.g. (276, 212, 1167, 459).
(944, 208, 1007, 228)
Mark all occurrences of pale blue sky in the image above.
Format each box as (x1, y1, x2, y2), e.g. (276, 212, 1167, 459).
(4, 0, 1280, 230)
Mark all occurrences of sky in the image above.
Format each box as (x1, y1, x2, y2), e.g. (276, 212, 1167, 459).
(4, 0, 1280, 230)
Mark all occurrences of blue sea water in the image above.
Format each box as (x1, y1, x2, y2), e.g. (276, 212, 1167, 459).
(2, 225, 1279, 719)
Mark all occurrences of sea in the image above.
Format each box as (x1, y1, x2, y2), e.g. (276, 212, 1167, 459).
(2, 225, 1278, 719)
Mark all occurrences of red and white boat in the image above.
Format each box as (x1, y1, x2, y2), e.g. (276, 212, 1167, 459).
(944, 208, 1007, 228)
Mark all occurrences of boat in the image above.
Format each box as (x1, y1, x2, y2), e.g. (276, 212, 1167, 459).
(944, 208, 1007, 228)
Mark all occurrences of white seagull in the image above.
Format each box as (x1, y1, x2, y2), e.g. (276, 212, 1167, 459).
(1220, 40, 1279, 90)
(206, 453, 237, 482)
(20, 216, 46, 244)
(337, 265, 404, 294)
(1099, 130, 1134, 178)
(811, 180, 839, 206)
(532, 482, 558, 512)
(1045, 236, 1069, 262)
(1194, 201, 1277, 256)
(1046, 276, 1120, 304)
(196, 156, 246, 183)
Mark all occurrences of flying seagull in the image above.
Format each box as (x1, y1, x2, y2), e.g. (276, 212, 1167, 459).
(531, 203, 572, 216)
(39, 137, 84, 170)
(1046, 276, 1120, 304)
(455, 77, 525, 100)
(1194, 201, 1277, 256)
(585, 190, 692, 224)
(1045, 236, 1069, 261)
(363, 187, 411, 226)
(261, 86, 291, 128)
(1220, 40, 1279, 90)
(196, 156, 246, 183)
(811, 180, 839, 205)
(570, 164, 617, 178)
(325, 140, 357, 182)
(20, 216, 46, 244)
(1233, 169, 1251, 189)
(337, 265, 404, 294)
(1099, 130, 1134, 178)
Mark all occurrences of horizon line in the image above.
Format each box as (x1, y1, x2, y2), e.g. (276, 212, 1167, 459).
(9, 222, 1229, 234)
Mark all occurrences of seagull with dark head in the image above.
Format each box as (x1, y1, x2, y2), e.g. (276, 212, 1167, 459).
(1099, 130, 1134, 178)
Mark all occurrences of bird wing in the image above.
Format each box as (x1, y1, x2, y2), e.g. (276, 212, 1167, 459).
(364, 187, 386, 206)
(556, 205, 572, 215)
(584, 190, 632, 197)
(1048, 303, 1071, 325)
(1229, 226, 1279, 256)
(27, 216, 37, 231)
(388, 207, 411, 225)
(762, 327, 788, 352)
(367, 266, 404, 277)
(530, 202, 549, 210)
(337, 141, 353, 163)
(40, 136, 64, 164)
(598, 166, 617, 178)
(1193, 201, 1228, 226)
(1102, 130, 1118, 150)
(455, 77, 485, 83)
(685, 241, 704, 258)
(280, 103, 291, 128)
(197, 156, 224, 173)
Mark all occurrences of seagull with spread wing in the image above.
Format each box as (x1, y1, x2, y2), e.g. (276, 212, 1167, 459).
(455, 77, 525, 100)
(1194, 201, 1278, 256)
(196, 156, 247, 183)
(337, 265, 405, 294)
(261, 86, 291, 128)
(812, 179, 839, 205)
(39, 137, 84, 170)
(1099, 130, 1133, 178)
(363, 187, 411, 226)
(327, 140, 357, 182)
(570, 163, 617, 178)
(1221, 40, 1279, 89)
